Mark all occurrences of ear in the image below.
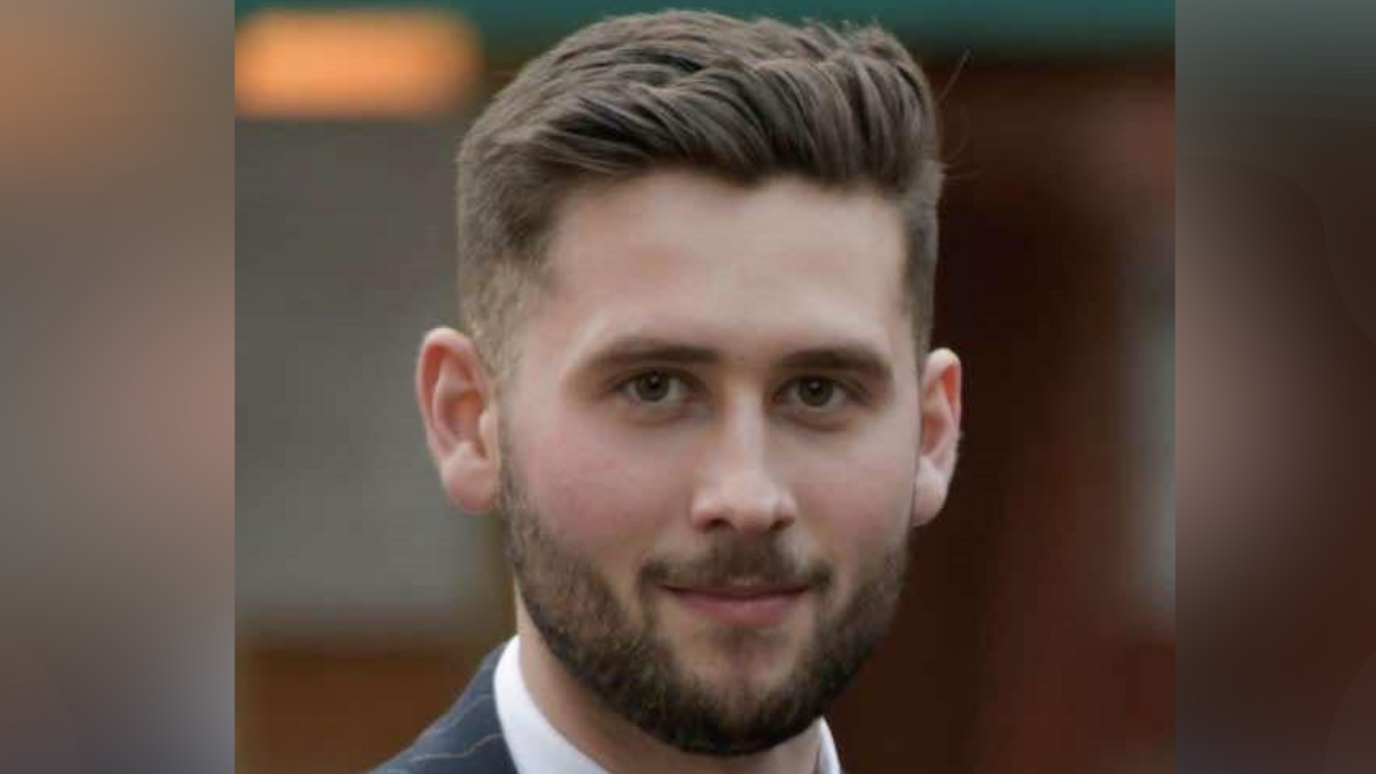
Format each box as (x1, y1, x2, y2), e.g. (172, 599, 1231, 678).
(911, 348, 963, 528)
(417, 327, 502, 514)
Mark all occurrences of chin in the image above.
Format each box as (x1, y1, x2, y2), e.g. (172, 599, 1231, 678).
(682, 635, 803, 691)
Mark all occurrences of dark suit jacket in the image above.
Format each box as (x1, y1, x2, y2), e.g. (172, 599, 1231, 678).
(365, 644, 518, 774)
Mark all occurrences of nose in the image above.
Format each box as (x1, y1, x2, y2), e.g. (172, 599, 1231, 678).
(688, 404, 798, 534)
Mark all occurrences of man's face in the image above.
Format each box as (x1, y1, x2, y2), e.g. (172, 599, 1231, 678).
(498, 171, 928, 754)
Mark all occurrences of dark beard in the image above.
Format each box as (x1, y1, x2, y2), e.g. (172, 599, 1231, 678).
(499, 448, 910, 757)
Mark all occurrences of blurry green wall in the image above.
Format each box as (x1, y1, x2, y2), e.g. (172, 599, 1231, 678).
(234, 0, 1173, 57)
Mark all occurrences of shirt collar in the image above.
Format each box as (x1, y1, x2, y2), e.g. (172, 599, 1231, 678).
(493, 636, 842, 774)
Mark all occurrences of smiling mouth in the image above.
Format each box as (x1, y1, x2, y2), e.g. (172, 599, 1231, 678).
(661, 583, 810, 627)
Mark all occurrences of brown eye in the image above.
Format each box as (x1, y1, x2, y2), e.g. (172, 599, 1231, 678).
(630, 371, 673, 402)
(795, 377, 838, 408)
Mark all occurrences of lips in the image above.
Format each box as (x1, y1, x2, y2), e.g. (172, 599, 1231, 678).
(661, 583, 809, 627)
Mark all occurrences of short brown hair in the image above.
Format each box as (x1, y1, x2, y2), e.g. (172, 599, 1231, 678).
(455, 10, 944, 376)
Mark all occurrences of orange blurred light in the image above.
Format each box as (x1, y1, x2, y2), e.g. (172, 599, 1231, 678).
(235, 9, 481, 119)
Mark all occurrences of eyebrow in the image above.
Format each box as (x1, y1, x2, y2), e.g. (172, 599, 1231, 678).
(779, 346, 894, 383)
(578, 338, 719, 372)
(576, 335, 894, 384)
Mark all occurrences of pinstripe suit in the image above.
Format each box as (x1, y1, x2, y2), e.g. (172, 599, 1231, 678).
(365, 645, 517, 774)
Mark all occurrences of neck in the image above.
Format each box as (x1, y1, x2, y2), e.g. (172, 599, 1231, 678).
(514, 604, 822, 774)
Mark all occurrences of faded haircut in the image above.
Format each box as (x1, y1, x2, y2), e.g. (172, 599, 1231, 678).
(455, 9, 944, 378)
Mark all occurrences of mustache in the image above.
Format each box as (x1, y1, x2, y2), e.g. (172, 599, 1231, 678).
(640, 537, 833, 591)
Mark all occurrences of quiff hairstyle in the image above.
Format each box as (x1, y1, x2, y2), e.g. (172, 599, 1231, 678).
(455, 9, 944, 377)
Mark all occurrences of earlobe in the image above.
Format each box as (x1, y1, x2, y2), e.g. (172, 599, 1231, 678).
(911, 462, 948, 529)
(910, 348, 963, 529)
(416, 327, 501, 514)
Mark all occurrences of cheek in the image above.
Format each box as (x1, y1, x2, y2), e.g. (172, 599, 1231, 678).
(790, 426, 916, 575)
(512, 399, 690, 581)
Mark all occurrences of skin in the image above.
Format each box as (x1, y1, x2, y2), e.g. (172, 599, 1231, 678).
(418, 170, 962, 774)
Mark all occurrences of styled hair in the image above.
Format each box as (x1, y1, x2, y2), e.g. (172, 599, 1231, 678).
(455, 9, 944, 376)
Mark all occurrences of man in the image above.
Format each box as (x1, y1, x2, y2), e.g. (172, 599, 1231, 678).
(370, 10, 962, 774)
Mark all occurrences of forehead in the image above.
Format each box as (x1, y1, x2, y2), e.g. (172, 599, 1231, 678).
(525, 170, 913, 367)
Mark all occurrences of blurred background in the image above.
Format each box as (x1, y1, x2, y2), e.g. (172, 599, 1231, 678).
(1176, 4, 1376, 771)
(1, 4, 232, 774)
(235, 2, 1173, 774)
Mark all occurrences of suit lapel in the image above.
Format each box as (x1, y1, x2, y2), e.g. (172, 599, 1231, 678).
(365, 644, 517, 774)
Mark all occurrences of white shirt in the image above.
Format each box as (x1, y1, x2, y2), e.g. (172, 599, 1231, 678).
(494, 636, 842, 774)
